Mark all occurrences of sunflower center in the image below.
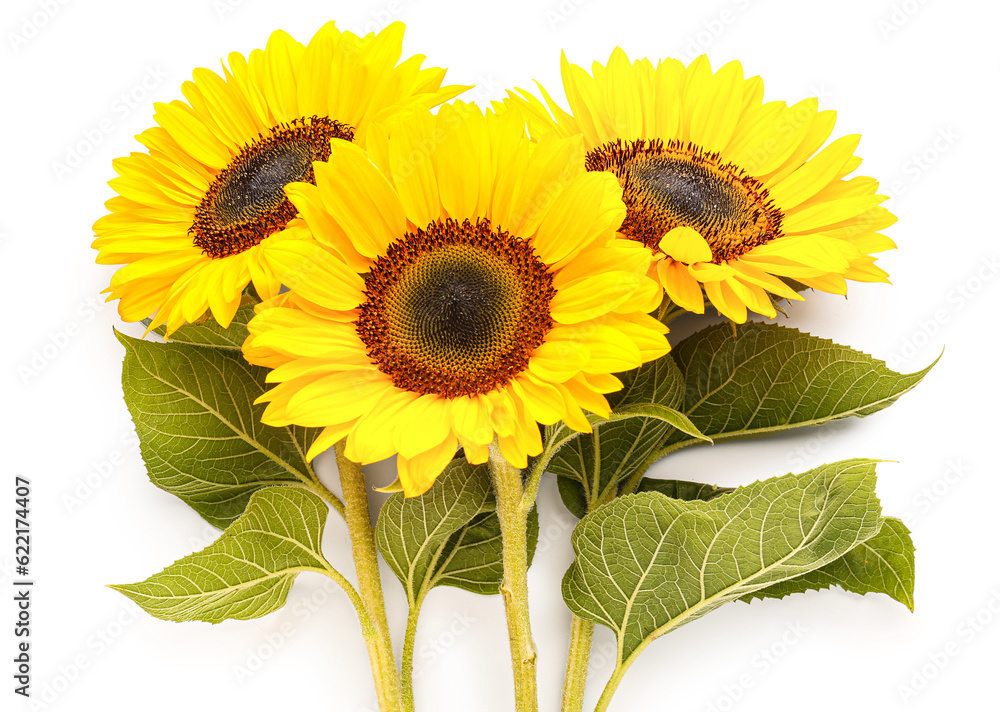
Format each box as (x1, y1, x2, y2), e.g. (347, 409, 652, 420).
(586, 138, 783, 262)
(191, 116, 353, 259)
(357, 218, 555, 398)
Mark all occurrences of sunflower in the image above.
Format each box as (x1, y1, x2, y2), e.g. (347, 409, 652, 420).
(242, 103, 669, 496)
(505, 50, 896, 322)
(93, 22, 466, 335)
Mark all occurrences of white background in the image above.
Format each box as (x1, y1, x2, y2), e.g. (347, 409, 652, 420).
(3, 0, 998, 710)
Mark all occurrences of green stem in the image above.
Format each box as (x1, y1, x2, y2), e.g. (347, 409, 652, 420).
(315, 565, 370, 630)
(401, 598, 422, 712)
(560, 428, 696, 711)
(656, 298, 685, 325)
(489, 444, 538, 712)
(305, 479, 347, 520)
(593, 663, 630, 712)
(334, 441, 402, 712)
(521, 437, 559, 513)
(560, 614, 595, 712)
(619, 438, 698, 497)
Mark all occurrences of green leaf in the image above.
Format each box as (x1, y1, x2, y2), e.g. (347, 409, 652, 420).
(434, 504, 540, 595)
(562, 459, 884, 664)
(558, 476, 733, 520)
(602, 404, 707, 443)
(117, 330, 321, 528)
(635, 477, 734, 502)
(551, 416, 674, 517)
(143, 303, 256, 351)
(742, 516, 915, 610)
(609, 346, 687, 412)
(376, 458, 539, 599)
(549, 356, 705, 516)
(665, 322, 935, 450)
(111, 487, 332, 623)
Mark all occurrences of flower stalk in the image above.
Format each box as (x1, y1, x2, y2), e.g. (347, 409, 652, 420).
(560, 614, 595, 712)
(488, 444, 538, 712)
(334, 440, 403, 712)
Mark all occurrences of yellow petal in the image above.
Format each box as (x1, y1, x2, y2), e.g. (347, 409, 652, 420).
(533, 172, 625, 266)
(527, 335, 589, 383)
(264, 240, 366, 311)
(433, 104, 490, 220)
(553, 240, 651, 289)
(153, 100, 232, 170)
(688, 261, 735, 282)
(560, 375, 611, 418)
(392, 395, 454, 459)
(513, 374, 566, 426)
(704, 279, 748, 323)
(313, 139, 406, 258)
(766, 134, 862, 210)
(688, 60, 745, 154)
(306, 424, 352, 461)
(449, 395, 495, 447)
(729, 277, 776, 318)
(579, 325, 642, 374)
(797, 273, 849, 295)
(550, 272, 642, 324)
(277, 370, 388, 427)
(782, 194, 887, 234)
(398, 438, 458, 497)
(659, 226, 713, 264)
(387, 108, 443, 228)
(729, 261, 804, 301)
(347, 389, 420, 463)
(657, 259, 705, 314)
(284, 182, 372, 273)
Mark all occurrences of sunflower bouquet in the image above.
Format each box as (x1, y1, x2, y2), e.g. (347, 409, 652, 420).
(95, 22, 929, 712)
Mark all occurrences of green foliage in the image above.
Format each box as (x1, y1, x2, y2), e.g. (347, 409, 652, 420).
(145, 303, 256, 351)
(376, 458, 539, 600)
(744, 516, 915, 610)
(666, 322, 935, 449)
(549, 356, 707, 515)
(558, 475, 732, 519)
(117, 331, 321, 528)
(562, 459, 888, 664)
(112, 487, 333, 623)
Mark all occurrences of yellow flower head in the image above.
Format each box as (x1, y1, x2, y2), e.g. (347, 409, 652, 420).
(507, 50, 896, 322)
(93, 22, 466, 334)
(242, 103, 670, 496)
